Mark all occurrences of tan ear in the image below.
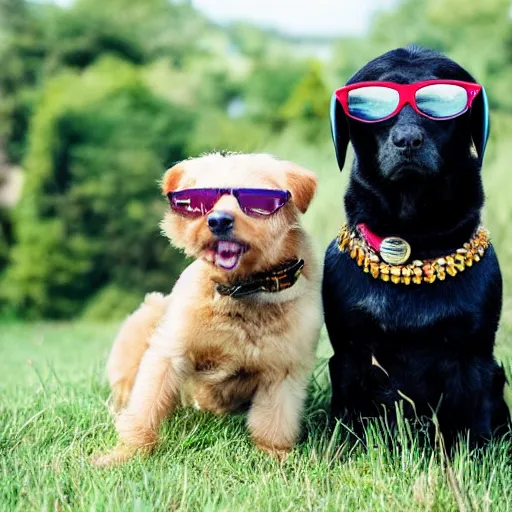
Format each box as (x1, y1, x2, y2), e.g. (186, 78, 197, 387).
(286, 164, 318, 214)
(161, 163, 184, 195)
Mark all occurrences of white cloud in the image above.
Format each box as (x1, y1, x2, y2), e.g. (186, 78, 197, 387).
(192, 0, 397, 37)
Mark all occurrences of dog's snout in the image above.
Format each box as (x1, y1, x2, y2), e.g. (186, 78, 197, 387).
(391, 125, 424, 151)
(207, 211, 234, 235)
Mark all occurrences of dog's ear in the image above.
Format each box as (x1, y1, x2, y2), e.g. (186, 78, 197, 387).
(161, 163, 184, 195)
(286, 164, 318, 214)
(470, 86, 490, 164)
(330, 94, 350, 172)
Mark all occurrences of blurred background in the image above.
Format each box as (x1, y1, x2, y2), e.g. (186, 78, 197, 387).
(0, 0, 511, 330)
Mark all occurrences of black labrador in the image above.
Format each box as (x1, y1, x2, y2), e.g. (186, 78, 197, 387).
(323, 45, 510, 446)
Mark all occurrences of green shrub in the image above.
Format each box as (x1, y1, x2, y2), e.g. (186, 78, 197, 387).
(1, 57, 192, 318)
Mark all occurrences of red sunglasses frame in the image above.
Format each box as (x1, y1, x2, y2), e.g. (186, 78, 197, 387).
(334, 79, 482, 123)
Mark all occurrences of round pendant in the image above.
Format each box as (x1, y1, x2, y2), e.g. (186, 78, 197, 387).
(380, 236, 411, 265)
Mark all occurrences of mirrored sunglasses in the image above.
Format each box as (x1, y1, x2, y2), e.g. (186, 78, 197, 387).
(168, 188, 291, 218)
(335, 79, 482, 123)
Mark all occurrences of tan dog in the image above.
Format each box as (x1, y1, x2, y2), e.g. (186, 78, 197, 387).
(94, 152, 323, 466)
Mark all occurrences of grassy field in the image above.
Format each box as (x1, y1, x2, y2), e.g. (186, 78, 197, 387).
(1, 320, 511, 511)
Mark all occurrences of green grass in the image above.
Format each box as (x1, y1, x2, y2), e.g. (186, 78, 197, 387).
(1, 321, 511, 511)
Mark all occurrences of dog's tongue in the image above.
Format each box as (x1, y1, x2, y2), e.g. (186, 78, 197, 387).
(214, 241, 243, 270)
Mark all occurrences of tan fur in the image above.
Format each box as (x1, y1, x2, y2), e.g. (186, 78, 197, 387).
(93, 153, 323, 467)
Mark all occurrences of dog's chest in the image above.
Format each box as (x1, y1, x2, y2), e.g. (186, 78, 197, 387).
(186, 300, 294, 373)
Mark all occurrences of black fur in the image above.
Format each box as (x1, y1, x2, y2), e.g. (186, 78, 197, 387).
(323, 46, 510, 446)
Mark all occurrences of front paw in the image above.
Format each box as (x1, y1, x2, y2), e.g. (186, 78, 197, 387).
(91, 443, 151, 468)
(91, 444, 138, 468)
(252, 437, 291, 462)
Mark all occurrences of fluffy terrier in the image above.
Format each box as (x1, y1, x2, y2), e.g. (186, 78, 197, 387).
(94, 153, 323, 466)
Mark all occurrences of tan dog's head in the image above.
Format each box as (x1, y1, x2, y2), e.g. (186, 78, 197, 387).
(160, 153, 317, 279)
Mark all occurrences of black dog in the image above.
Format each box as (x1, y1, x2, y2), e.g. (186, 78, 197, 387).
(323, 46, 510, 446)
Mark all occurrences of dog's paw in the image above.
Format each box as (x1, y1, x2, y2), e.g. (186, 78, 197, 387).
(91, 444, 142, 468)
(253, 438, 291, 462)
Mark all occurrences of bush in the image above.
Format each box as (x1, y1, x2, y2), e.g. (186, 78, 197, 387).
(1, 57, 192, 318)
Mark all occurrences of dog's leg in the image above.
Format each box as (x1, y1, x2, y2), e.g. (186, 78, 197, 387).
(247, 374, 307, 459)
(107, 292, 168, 411)
(94, 344, 187, 467)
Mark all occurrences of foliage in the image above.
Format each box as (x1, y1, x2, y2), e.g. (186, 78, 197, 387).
(1, 0, 512, 319)
(1, 57, 191, 318)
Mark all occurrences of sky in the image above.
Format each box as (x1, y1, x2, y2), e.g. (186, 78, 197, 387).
(192, 0, 397, 37)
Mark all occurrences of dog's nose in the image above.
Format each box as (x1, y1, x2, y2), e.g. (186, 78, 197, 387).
(207, 211, 234, 235)
(391, 125, 424, 150)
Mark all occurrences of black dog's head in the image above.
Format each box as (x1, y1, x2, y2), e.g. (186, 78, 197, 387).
(331, 46, 489, 183)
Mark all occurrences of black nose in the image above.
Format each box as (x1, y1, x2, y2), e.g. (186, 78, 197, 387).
(391, 125, 424, 150)
(207, 211, 234, 235)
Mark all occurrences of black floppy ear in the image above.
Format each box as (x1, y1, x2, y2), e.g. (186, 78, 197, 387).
(470, 86, 490, 165)
(330, 94, 350, 172)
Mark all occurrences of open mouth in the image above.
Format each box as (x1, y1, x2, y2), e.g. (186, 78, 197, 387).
(204, 240, 248, 270)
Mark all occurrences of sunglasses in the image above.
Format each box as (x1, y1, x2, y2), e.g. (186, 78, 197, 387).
(168, 188, 291, 218)
(334, 79, 482, 123)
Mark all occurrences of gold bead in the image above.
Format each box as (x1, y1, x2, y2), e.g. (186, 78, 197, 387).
(356, 248, 365, 266)
(390, 266, 401, 276)
(413, 260, 424, 267)
(412, 276, 422, 284)
(446, 265, 457, 277)
(446, 256, 455, 265)
(401, 267, 412, 277)
(465, 257, 473, 267)
(422, 263, 434, 278)
(401, 276, 411, 285)
(391, 275, 401, 284)
(379, 263, 390, 274)
(424, 274, 436, 284)
(370, 263, 380, 279)
(474, 254, 480, 262)
(369, 253, 380, 263)
(454, 263, 465, 272)
(380, 273, 390, 282)
(437, 257, 446, 266)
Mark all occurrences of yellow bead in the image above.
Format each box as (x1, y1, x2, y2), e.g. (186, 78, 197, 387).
(379, 263, 390, 274)
(401, 267, 412, 277)
(446, 265, 457, 277)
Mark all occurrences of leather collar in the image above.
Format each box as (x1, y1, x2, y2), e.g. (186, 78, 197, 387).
(215, 259, 304, 299)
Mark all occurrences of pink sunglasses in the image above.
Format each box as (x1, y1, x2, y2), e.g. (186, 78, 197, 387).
(335, 79, 482, 123)
(168, 188, 291, 218)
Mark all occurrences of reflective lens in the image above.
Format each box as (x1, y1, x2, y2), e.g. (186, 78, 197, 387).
(348, 86, 400, 121)
(170, 189, 219, 217)
(169, 188, 291, 218)
(415, 84, 468, 119)
(236, 189, 290, 216)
